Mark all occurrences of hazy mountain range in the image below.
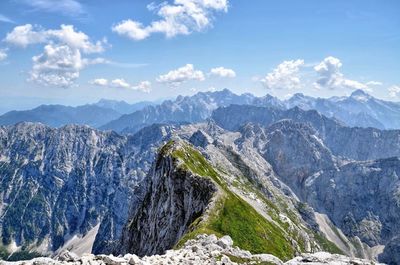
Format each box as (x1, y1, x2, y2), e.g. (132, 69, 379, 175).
(1, 89, 399, 132)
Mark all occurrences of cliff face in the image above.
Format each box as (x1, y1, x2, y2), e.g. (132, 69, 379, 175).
(0, 122, 173, 256)
(212, 104, 400, 161)
(120, 142, 217, 256)
(3, 110, 400, 263)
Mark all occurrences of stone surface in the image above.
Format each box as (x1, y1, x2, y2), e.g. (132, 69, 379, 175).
(1, 235, 382, 265)
(120, 142, 217, 256)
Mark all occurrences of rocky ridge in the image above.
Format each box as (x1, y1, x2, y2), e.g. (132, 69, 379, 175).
(2, 234, 382, 265)
(1, 114, 400, 263)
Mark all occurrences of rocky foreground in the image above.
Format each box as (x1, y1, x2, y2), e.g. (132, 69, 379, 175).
(2, 235, 382, 265)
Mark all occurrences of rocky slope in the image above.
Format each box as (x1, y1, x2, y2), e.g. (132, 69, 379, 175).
(212, 104, 400, 160)
(228, 119, 400, 262)
(118, 139, 346, 261)
(0, 122, 177, 259)
(2, 234, 382, 265)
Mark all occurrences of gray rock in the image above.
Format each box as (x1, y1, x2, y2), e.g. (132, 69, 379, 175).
(216, 236, 233, 249)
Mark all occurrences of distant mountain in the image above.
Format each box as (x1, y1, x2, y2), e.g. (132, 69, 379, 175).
(0, 104, 122, 128)
(100, 89, 257, 133)
(2, 89, 398, 131)
(284, 89, 400, 129)
(101, 89, 400, 134)
(93, 99, 155, 114)
(212, 104, 400, 161)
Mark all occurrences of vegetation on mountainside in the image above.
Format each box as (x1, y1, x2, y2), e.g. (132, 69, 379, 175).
(165, 141, 343, 260)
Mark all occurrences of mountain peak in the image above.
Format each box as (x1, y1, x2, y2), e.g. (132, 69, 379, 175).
(350, 89, 371, 100)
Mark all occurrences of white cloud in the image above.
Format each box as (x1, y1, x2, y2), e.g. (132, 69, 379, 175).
(90, 78, 108, 86)
(132, 81, 152, 93)
(5, 24, 107, 87)
(0, 14, 15, 24)
(314, 56, 368, 90)
(157, 64, 205, 86)
(29, 43, 104, 87)
(90, 78, 151, 93)
(5, 24, 106, 53)
(18, 0, 84, 16)
(4, 24, 48, 48)
(111, 78, 131, 89)
(112, 0, 229, 41)
(388, 85, 400, 98)
(47, 25, 106, 53)
(0, 49, 7, 61)
(112, 20, 150, 41)
(210, 66, 236, 78)
(261, 59, 304, 90)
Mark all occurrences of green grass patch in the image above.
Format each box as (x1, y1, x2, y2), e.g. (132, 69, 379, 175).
(171, 143, 295, 260)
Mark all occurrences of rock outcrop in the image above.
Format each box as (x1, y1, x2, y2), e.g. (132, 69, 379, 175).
(2, 234, 382, 265)
(120, 142, 217, 256)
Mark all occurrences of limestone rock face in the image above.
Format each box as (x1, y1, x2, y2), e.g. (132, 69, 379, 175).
(212, 104, 400, 160)
(0, 122, 171, 254)
(120, 143, 217, 256)
(305, 158, 400, 247)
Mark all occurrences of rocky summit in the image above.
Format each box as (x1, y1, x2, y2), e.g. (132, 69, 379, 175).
(1, 234, 382, 265)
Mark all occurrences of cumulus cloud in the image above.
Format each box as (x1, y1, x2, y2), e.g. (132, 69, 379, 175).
(0, 49, 7, 61)
(5, 24, 106, 53)
(29, 43, 105, 87)
(4, 24, 48, 48)
(112, 0, 229, 41)
(89, 78, 108, 86)
(4, 24, 107, 87)
(210, 67, 236, 78)
(314, 56, 368, 90)
(261, 59, 304, 90)
(388, 85, 400, 98)
(110, 78, 131, 89)
(132, 81, 152, 93)
(157, 64, 205, 86)
(90, 78, 151, 93)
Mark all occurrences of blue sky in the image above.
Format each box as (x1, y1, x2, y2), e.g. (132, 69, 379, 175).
(0, 0, 399, 112)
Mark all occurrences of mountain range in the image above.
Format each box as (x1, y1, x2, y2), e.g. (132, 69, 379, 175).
(1, 89, 399, 132)
(0, 100, 154, 128)
(1, 89, 400, 264)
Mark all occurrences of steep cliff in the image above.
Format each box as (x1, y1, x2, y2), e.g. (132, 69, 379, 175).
(120, 141, 218, 256)
(119, 139, 344, 261)
(0, 122, 174, 259)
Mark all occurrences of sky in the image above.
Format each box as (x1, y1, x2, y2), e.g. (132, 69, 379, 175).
(0, 0, 399, 112)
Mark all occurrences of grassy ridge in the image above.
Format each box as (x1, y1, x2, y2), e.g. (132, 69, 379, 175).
(171, 143, 295, 260)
